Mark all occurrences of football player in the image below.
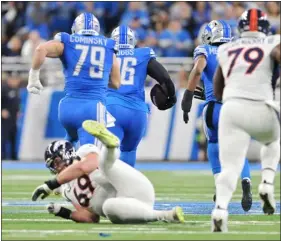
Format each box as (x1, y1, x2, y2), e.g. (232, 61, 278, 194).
(181, 20, 253, 211)
(27, 13, 121, 183)
(211, 9, 280, 232)
(34, 122, 185, 224)
(107, 25, 177, 167)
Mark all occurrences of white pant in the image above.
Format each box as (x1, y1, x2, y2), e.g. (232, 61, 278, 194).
(90, 147, 155, 220)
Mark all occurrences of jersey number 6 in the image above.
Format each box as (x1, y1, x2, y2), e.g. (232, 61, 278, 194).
(73, 174, 95, 207)
(227, 47, 264, 78)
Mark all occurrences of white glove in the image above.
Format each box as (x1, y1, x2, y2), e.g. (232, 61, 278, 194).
(47, 202, 62, 215)
(31, 183, 52, 201)
(27, 69, 43, 95)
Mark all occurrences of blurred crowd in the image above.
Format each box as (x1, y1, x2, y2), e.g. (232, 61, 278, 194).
(2, 1, 280, 59)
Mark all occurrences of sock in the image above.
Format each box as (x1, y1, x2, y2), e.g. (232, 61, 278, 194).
(214, 173, 219, 183)
(120, 150, 137, 167)
(261, 140, 280, 184)
(102, 197, 171, 224)
(207, 142, 221, 175)
(241, 158, 251, 180)
(215, 169, 240, 210)
(99, 146, 118, 172)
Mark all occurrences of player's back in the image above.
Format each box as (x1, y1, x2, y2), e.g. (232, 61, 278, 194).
(194, 44, 219, 103)
(57, 32, 115, 102)
(217, 34, 280, 101)
(106, 47, 155, 112)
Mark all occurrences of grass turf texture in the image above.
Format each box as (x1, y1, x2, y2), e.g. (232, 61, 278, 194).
(2, 169, 280, 240)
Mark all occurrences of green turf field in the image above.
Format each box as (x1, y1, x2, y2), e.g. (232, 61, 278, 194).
(2, 169, 280, 240)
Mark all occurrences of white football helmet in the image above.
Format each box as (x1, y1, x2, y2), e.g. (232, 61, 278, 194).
(71, 13, 100, 35)
(111, 25, 136, 50)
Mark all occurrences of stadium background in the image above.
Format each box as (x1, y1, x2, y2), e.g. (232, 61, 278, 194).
(2, 1, 280, 162)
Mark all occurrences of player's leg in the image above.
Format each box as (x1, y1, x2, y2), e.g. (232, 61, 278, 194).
(83, 120, 185, 224)
(119, 109, 147, 167)
(212, 101, 251, 232)
(256, 106, 280, 214)
(102, 197, 184, 224)
(107, 105, 125, 145)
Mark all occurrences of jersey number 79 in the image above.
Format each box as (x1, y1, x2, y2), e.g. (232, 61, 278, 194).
(227, 47, 264, 77)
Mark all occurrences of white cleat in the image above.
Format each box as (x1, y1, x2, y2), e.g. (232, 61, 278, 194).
(211, 208, 228, 232)
(258, 182, 276, 215)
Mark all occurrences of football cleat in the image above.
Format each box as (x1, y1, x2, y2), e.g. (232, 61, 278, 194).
(241, 178, 253, 212)
(173, 206, 185, 223)
(82, 120, 120, 148)
(211, 207, 228, 232)
(258, 181, 276, 215)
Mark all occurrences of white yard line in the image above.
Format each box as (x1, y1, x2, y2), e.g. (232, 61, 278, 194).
(2, 230, 280, 235)
(2, 219, 280, 225)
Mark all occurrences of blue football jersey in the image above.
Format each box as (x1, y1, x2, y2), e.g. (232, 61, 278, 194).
(193, 44, 219, 103)
(55, 32, 116, 102)
(106, 47, 156, 112)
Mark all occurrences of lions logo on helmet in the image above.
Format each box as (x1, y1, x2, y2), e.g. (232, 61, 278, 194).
(111, 25, 136, 50)
(71, 13, 100, 36)
(202, 20, 231, 45)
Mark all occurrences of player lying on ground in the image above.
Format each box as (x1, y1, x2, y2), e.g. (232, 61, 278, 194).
(32, 121, 185, 224)
(181, 20, 252, 212)
(211, 8, 280, 232)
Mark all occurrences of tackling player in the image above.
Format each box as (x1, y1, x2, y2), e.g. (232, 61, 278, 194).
(33, 122, 185, 224)
(211, 9, 280, 232)
(27, 13, 121, 179)
(107, 25, 177, 167)
(181, 20, 253, 211)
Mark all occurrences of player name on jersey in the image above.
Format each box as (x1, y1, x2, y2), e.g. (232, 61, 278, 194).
(69, 35, 108, 46)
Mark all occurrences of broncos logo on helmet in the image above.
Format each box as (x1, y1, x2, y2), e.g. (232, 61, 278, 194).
(44, 140, 77, 174)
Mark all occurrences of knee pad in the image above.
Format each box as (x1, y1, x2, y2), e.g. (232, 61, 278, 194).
(76, 144, 100, 158)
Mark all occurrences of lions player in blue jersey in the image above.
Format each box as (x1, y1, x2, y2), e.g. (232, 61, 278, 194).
(27, 13, 121, 184)
(181, 20, 252, 212)
(107, 25, 177, 167)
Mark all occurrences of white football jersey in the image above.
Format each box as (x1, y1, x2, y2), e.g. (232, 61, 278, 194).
(217, 34, 280, 101)
(61, 170, 99, 208)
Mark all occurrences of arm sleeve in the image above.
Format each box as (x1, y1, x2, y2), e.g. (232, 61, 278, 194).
(147, 58, 175, 96)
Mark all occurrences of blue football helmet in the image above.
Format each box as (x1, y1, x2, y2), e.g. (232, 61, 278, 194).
(71, 13, 100, 35)
(111, 25, 136, 50)
(202, 20, 231, 45)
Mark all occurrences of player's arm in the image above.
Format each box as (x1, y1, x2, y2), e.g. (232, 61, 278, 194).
(181, 55, 207, 123)
(109, 54, 121, 89)
(147, 58, 176, 98)
(213, 65, 225, 101)
(47, 202, 100, 223)
(271, 43, 280, 64)
(32, 145, 99, 201)
(27, 40, 64, 95)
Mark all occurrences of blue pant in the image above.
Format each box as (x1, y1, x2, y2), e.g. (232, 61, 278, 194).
(59, 97, 106, 147)
(107, 104, 147, 167)
(202, 101, 251, 179)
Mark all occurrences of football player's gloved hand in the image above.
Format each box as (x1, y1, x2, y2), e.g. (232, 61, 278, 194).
(47, 202, 62, 215)
(31, 179, 61, 201)
(31, 183, 52, 201)
(181, 89, 194, 124)
(27, 69, 43, 95)
(194, 86, 205, 100)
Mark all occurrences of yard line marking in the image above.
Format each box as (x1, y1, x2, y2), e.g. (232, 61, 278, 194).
(2, 230, 280, 235)
(2, 219, 280, 225)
